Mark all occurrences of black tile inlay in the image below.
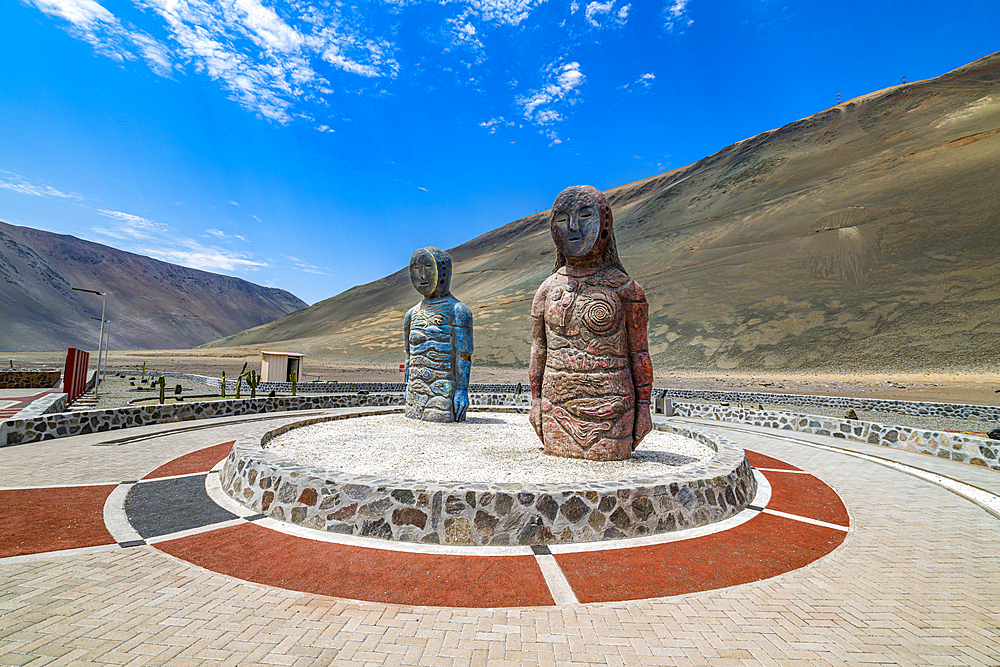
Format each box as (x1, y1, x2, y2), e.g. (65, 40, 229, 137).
(747, 504, 765, 512)
(124, 474, 237, 539)
(531, 545, 551, 555)
(244, 514, 266, 521)
(121, 481, 138, 485)
(118, 540, 146, 548)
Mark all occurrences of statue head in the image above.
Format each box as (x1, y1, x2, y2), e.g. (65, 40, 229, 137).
(409, 246, 452, 298)
(550, 185, 626, 274)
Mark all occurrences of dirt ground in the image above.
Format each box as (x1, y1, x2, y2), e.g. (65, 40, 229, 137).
(5, 348, 1000, 406)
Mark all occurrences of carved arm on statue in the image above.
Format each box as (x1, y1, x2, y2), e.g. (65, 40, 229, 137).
(624, 288, 653, 448)
(453, 304, 474, 422)
(403, 306, 413, 400)
(528, 314, 546, 440)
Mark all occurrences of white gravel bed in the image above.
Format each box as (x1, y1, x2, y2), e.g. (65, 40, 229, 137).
(264, 413, 716, 484)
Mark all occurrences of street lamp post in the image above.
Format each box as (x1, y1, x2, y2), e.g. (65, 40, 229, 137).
(90, 317, 111, 386)
(72, 286, 107, 398)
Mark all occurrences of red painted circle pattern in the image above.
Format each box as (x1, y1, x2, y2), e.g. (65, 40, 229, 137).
(0, 443, 849, 609)
(153, 447, 849, 607)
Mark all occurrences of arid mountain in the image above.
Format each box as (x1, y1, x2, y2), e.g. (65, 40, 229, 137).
(0, 221, 307, 351)
(207, 52, 1000, 373)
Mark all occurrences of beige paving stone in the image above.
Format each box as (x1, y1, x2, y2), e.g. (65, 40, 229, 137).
(2, 418, 1000, 667)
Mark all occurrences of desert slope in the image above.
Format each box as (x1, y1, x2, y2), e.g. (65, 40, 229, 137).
(0, 221, 307, 351)
(207, 52, 1000, 373)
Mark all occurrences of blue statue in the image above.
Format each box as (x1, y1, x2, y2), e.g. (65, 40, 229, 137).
(404, 247, 473, 422)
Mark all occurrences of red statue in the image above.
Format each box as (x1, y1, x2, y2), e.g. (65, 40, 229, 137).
(529, 185, 653, 460)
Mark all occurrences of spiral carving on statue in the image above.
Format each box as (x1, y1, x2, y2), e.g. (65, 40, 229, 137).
(579, 291, 619, 335)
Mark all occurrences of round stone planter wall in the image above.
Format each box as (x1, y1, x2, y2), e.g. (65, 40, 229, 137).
(220, 410, 757, 546)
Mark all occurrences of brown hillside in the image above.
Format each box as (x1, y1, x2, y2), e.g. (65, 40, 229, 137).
(206, 52, 1000, 373)
(0, 222, 307, 351)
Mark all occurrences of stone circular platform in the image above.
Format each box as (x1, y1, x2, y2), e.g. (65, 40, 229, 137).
(220, 408, 757, 545)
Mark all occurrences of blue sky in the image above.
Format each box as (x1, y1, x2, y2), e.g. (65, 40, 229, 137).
(2, 0, 997, 305)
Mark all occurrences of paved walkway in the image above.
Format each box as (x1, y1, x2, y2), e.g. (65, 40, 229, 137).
(0, 389, 56, 421)
(1, 411, 999, 666)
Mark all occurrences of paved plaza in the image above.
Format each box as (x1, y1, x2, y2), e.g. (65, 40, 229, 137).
(1, 408, 999, 666)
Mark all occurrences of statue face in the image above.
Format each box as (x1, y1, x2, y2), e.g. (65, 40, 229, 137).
(410, 250, 439, 296)
(551, 190, 601, 259)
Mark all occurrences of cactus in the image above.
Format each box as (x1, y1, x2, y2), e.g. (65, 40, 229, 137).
(247, 370, 260, 399)
(291, 372, 297, 396)
(158, 376, 165, 404)
(141, 362, 146, 382)
(234, 362, 249, 399)
(220, 371, 226, 398)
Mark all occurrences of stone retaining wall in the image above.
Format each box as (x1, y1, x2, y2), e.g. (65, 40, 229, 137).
(656, 388, 1000, 423)
(110, 371, 1000, 423)
(0, 392, 529, 447)
(220, 416, 756, 546)
(170, 373, 525, 396)
(12, 393, 68, 420)
(674, 402, 1000, 470)
(0, 371, 61, 389)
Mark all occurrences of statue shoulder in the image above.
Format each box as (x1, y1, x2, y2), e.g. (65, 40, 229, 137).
(531, 275, 557, 317)
(452, 299, 473, 327)
(618, 275, 647, 303)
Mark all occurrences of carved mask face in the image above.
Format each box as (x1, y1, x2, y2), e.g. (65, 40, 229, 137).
(551, 189, 602, 259)
(409, 247, 451, 297)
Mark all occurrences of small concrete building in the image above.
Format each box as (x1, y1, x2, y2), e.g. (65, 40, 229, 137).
(260, 351, 305, 383)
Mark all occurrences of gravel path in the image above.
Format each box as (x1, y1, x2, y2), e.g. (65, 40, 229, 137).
(264, 413, 715, 484)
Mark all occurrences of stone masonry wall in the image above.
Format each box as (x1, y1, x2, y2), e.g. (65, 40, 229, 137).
(0, 371, 61, 390)
(221, 418, 756, 546)
(0, 392, 530, 447)
(111, 370, 1000, 423)
(656, 388, 1000, 423)
(674, 402, 1000, 470)
(171, 373, 524, 396)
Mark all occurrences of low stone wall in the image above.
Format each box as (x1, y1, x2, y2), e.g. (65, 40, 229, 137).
(170, 373, 525, 396)
(0, 392, 529, 447)
(674, 403, 1000, 470)
(656, 388, 1000, 423)
(0, 371, 61, 390)
(13, 393, 68, 420)
(220, 417, 756, 546)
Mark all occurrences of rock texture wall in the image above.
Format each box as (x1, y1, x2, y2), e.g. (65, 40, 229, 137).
(674, 403, 1000, 470)
(0, 371, 61, 389)
(221, 419, 756, 546)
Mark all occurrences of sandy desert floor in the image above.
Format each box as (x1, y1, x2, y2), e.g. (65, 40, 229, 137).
(3, 347, 999, 406)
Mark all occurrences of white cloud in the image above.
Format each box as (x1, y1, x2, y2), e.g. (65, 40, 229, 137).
(140, 244, 268, 272)
(472, 0, 547, 26)
(619, 71, 655, 91)
(28, 0, 400, 123)
(663, 0, 693, 33)
(95, 209, 170, 238)
(517, 61, 586, 125)
(27, 0, 174, 75)
(206, 228, 248, 241)
(26, 0, 607, 131)
(479, 116, 515, 134)
(584, 0, 629, 28)
(29, 0, 115, 26)
(89, 208, 265, 273)
(282, 254, 329, 275)
(0, 171, 82, 200)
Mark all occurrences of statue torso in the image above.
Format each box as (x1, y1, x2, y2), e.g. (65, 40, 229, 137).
(405, 296, 464, 421)
(531, 266, 640, 457)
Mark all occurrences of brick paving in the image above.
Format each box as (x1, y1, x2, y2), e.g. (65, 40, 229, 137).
(1, 413, 999, 666)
